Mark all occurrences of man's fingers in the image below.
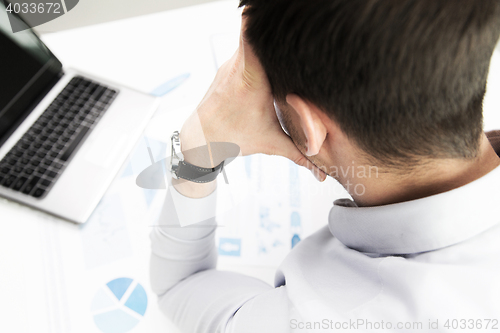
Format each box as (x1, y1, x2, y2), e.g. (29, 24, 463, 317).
(265, 134, 327, 182)
(238, 13, 268, 89)
(292, 154, 327, 182)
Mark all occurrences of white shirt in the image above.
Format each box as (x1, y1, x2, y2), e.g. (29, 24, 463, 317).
(150, 162, 500, 333)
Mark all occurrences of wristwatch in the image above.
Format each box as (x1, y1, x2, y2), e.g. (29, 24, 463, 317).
(170, 131, 225, 183)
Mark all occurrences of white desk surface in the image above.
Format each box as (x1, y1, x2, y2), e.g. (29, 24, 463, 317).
(2, 1, 500, 332)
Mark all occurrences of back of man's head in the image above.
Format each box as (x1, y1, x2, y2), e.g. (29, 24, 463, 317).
(240, 0, 500, 167)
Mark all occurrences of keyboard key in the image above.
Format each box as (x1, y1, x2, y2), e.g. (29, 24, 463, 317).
(2, 175, 16, 188)
(40, 179, 52, 187)
(13, 150, 23, 158)
(4, 151, 14, 159)
(47, 171, 58, 179)
(20, 158, 29, 165)
(22, 176, 40, 194)
(13, 166, 23, 174)
(32, 188, 45, 198)
(93, 87, 106, 101)
(89, 84, 98, 95)
(37, 167, 47, 175)
(52, 162, 63, 170)
(30, 160, 40, 167)
(25, 168, 34, 175)
(43, 159, 52, 166)
(60, 126, 90, 161)
(1, 167, 10, 174)
(26, 150, 36, 157)
(45, 111, 57, 118)
(7, 159, 16, 165)
(12, 177, 27, 191)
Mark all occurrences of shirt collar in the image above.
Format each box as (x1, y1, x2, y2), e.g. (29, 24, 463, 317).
(328, 165, 500, 254)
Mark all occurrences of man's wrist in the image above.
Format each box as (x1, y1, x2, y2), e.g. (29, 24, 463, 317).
(171, 177, 217, 199)
(178, 125, 216, 166)
(171, 129, 218, 198)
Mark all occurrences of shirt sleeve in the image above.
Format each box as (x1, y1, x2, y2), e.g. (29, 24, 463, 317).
(149, 184, 290, 333)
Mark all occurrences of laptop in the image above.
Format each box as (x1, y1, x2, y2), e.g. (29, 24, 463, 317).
(0, 3, 160, 223)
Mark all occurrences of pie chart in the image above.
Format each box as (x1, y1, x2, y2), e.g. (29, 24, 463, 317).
(91, 278, 148, 333)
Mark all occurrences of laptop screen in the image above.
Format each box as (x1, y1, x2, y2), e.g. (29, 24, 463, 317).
(0, 1, 62, 145)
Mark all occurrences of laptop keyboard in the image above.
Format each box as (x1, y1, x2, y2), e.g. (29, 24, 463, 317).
(0, 75, 118, 199)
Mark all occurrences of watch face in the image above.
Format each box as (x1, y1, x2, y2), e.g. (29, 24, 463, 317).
(171, 165, 179, 179)
(170, 131, 182, 179)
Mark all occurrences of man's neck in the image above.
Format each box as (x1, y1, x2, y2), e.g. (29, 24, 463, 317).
(348, 133, 500, 207)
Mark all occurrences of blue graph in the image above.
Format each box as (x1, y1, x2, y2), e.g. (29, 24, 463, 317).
(91, 278, 148, 333)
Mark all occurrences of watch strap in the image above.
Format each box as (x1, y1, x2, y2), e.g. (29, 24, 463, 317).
(175, 159, 225, 183)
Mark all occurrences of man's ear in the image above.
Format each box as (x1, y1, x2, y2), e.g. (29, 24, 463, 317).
(286, 94, 327, 156)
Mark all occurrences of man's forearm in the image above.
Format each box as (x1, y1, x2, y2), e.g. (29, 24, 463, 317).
(150, 185, 218, 296)
(150, 181, 275, 333)
(150, 119, 221, 295)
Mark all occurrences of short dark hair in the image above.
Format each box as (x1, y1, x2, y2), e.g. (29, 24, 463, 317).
(239, 0, 500, 165)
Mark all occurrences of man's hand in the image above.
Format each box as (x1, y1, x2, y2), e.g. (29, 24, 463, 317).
(175, 14, 326, 197)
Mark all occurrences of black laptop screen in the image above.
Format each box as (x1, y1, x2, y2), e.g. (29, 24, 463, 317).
(0, 1, 62, 145)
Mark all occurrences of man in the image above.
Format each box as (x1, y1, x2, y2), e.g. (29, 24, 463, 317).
(150, 1, 500, 332)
